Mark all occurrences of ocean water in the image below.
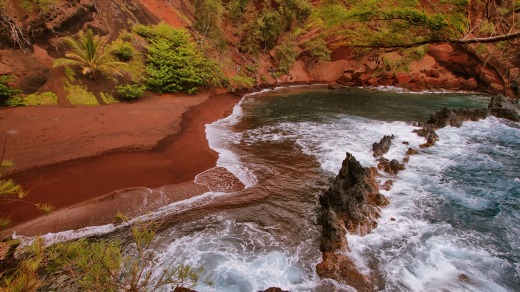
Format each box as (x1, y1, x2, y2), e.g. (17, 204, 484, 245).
(70, 87, 518, 291)
(141, 87, 518, 291)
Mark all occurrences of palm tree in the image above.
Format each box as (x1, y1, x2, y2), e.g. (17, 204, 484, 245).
(53, 30, 125, 80)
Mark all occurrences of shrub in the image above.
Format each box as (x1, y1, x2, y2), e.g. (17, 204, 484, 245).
(116, 84, 146, 101)
(137, 24, 225, 94)
(65, 84, 99, 106)
(275, 37, 299, 74)
(112, 41, 134, 61)
(0, 75, 21, 106)
(23, 92, 58, 106)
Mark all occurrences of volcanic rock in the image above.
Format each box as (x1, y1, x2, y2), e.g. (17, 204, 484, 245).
(316, 252, 373, 292)
(488, 94, 520, 121)
(372, 135, 394, 157)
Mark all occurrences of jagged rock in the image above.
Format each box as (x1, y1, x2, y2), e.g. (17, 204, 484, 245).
(260, 287, 290, 292)
(319, 209, 348, 252)
(173, 288, 197, 292)
(381, 179, 394, 191)
(489, 94, 520, 122)
(414, 127, 439, 147)
(377, 158, 405, 175)
(372, 135, 394, 157)
(406, 147, 418, 156)
(319, 153, 386, 245)
(316, 252, 373, 292)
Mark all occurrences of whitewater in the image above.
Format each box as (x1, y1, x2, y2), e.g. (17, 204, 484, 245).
(29, 87, 519, 291)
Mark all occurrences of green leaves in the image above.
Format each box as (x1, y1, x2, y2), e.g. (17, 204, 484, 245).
(0, 75, 21, 105)
(140, 24, 224, 94)
(53, 30, 126, 80)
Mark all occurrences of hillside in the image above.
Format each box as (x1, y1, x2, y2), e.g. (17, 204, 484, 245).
(0, 0, 519, 105)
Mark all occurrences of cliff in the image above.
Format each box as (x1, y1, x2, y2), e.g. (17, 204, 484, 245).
(0, 0, 518, 103)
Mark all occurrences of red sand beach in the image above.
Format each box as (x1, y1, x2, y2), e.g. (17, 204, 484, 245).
(0, 92, 241, 236)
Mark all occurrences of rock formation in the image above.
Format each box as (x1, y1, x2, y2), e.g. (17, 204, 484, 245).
(372, 135, 394, 157)
(414, 94, 520, 147)
(316, 152, 389, 290)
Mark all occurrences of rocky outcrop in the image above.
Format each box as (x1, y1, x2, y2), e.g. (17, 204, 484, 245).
(489, 94, 520, 121)
(317, 152, 388, 290)
(377, 158, 405, 175)
(372, 135, 394, 157)
(414, 94, 519, 148)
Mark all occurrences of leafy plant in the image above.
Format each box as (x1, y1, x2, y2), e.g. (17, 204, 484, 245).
(275, 36, 299, 74)
(137, 24, 225, 94)
(111, 40, 134, 61)
(0, 161, 53, 231)
(53, 30, 126, 80)
(21, 0, 55, 12)
(0, 222, 202, 291)
(0, 75, 21, 106)
(116, 84, 146, 101)
(65, 84, 99, 106)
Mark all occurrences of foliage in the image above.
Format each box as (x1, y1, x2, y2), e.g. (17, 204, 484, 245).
(21, 0, 55, 12)
(136, 23, 225, 94)
(116, 84, 146, 101)
(194, 0, 225, 43)
(53, 30, 126, 80)
(23, 92, 58, 106)
(0, 75, 21, 106)
(65, 84, 99, 106)
(111, 40, 134, 62)
(274, 36, 299, 74)
(0, 222, 202, 292)
(100, 92, 119, 104)
(237, 0, 313, 54)
(0, 161, 53, 231)
(230, 74, 255, 89)
(302, 37, 331, 66)
(64, 66, 76, 81)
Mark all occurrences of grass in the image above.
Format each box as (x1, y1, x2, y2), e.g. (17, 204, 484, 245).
(100, 92, 119, 104)
(65, 84, 99, 106)
(23, 92, 58, 105)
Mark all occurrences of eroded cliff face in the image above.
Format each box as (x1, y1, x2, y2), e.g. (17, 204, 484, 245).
(0, 0, 518, 100)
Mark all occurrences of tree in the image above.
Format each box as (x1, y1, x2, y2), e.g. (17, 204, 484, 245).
(53, 30, 125, 80)
(315, 0, 520, 48)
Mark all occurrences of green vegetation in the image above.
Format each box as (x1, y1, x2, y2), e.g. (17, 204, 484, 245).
(65, 84, 99, 106)
(21, 0, 56, 12)
(116, 84, 146, 101)
(111, 40, 134, 62)
(54, 30, 126, 80)
(100, 92, 119, 104)
(134, 23, 225, 94)
(0, 75, 21, 106)
(230, 74, 255, 89)
(275, 36, 299, 74)
(0, 222, 201, 291)
(0, 161, 53, 230)
(7, 92, 58, 106)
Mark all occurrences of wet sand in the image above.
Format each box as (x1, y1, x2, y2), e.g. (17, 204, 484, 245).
(0, 92, 241, 236)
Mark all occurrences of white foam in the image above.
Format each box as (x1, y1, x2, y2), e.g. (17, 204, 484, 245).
(341, 117, 519, 291)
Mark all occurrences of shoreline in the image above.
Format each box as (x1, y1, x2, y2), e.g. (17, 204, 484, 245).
(1, 92, 241, 236)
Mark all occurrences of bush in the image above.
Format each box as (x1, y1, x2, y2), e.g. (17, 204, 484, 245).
(116, 84, 146, 101)
(112, 41, 134, 61)
(275, 37, 299, 74)
(137, 24, 225, 94)
(0, 75, 21, 106)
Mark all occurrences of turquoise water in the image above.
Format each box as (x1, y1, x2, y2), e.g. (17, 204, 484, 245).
(150, 87, 518, 291)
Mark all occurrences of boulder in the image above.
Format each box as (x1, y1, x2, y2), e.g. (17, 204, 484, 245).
(316, 252, 373, 292)
(372, 135, 394, 157)
(377, 158, 405, 175)
(489, 94, 520, 121)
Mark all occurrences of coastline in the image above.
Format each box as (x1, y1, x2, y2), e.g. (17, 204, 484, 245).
(1, 91, 241, 236)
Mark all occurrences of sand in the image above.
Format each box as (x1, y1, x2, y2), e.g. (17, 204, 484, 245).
(0, 92, 241, 236)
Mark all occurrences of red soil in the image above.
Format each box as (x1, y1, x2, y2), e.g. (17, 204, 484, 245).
(0, 92, 241, 236)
